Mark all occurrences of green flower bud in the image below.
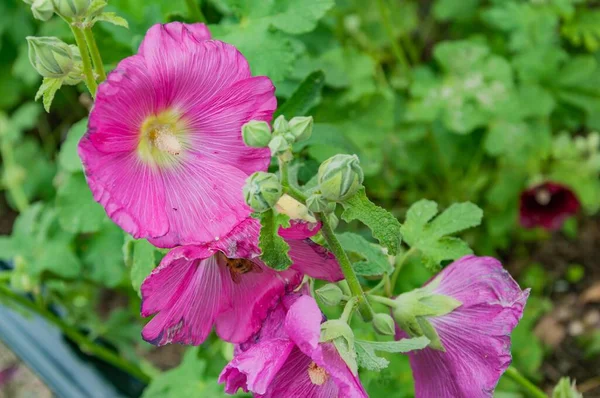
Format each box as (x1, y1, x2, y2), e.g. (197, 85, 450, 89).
(242, 120, 271, 148)
(268, 135, 291, 157)
(27, 37, 78, 79)
(273, 115, 289, 134)
(391, 286, 461, 351)
(315, 284, 344, 306)
(30, 0, 54, 21)
(372, 313, 396, 336)
(328, 212, 339, 230)
(306, 193, 336, 214)
(243, 172, 282, 213)
(288, 116, 313, 142)
(51, 0, 91, 18)
(318, 154, 364, 202)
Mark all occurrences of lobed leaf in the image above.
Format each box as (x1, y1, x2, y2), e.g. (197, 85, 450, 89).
(337, 232, 393, 276)
(256, 209, 292, 270)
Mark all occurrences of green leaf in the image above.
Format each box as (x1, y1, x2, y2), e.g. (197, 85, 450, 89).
(321, 320, 358, 375)
(125, 237, 157, 296)
(354, 336, 430, 371)
(257, 210, 292, 270)
(400, 200, 483, 270)
(94, 12, 129, 28)
(82, 223, 125, 288)
(562, 10, 600, 52)
(275, 70, 325, 118)
(58, 118, 87, 173)
(337, 232, 393, 276)
(35, 77, 63, 113)
(56, 172, 107, 233)
(341, 188, 402, 255)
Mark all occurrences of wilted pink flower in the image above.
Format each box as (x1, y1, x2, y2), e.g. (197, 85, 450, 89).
(519, 182, 580, 231)
(395, 255, 530, 398)
(78, 22, 276, 248)
(141, 219, 343, 345)
(219, 293, 368, 398)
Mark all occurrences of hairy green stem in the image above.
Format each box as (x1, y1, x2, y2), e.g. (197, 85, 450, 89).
(70, 25, 97, 97)
(367, 294, 396, 307)
(185, 0, 206, 22)
(504, 366, 547, 398)
(0, 284, 151, 383)
(318, 214, 373, 321)
(83, 27, 106, 83)
(376, 0, 410, 74)
(340, 296, 358, 323)
(390, 247, 417, 293)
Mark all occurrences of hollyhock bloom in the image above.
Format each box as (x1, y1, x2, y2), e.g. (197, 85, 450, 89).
(394, 255, 530, 398)
(519, 182, 580, 231)
(78, 22, 276, 248)
(219, 293, 368, 398)
(141, 219, 343, 345)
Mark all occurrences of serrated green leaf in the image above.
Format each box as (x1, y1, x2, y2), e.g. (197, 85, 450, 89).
(356, 336, 430, 354)
(400, 200, 482, 270)
(126, 237, 157, 296)
(341, 188, 402, 255)
(35, 77, 63, 113)
(56, 172, 107, 233)
(257, 210, 292, 270)
(354, 340, 390, 371)
(275, 70, 325, 118)
(337, 232, 393, 276)
(58, 118, 87, 173)
(94, 12, 129, 28)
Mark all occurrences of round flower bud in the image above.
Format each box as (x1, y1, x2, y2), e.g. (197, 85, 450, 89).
(315, 284, 344, 306)
(51, 0, 91, 18)
(328, 212, 339, 230)
(242, 120, 271, 148)
(318, 154, 364, 202)
(372, 313, 396, 336)
(288, 116, 313, 142)
(273, 115, 289, 134)
(306, 193, 336, 214)
(243, 172, 282, 213)
(268, 135, 291, 157)
(27, 36, 77, 79)
(30, 0, 54, 21)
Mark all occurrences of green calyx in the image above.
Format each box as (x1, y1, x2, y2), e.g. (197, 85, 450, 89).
(27, 37, 82, 80)
(51, 0, 91, 18)
(306, 193, 336, 214)
(29, 0, 54, 21)
(391, 285, 462, 351)
(315, 283, 345, 306)
(372, 313, 396, 336)
(243, 172, 282, 213)
(242, 120, 272, 148)
(318, 154, 364, 202)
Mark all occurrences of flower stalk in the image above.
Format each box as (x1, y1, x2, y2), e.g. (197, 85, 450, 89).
(83, 27, 106, 83)
(70, 25, 97, 96)
(0, 284, 151, 383)
(504, 366, 547, 398)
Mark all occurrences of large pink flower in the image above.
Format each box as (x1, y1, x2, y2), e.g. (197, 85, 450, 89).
(141, 219, 343, 345)
(219, 293, 368, 398)
(78, 22, 276, 248)
(395, 255, 530, 398)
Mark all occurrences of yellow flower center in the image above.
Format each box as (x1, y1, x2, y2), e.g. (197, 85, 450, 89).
(307, 362, 329, 386)
(138, 109, 188, 167)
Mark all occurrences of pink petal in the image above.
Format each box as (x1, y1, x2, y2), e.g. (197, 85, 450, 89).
(219, 338, 295, 394)
(138, 22, 211, 57)
(209, 218, 261, 259)
(215, 262, 302, 343)
(402, 255, 530, 398)
(311, 343, 369, 398)
(279, 220, 321, 240)
(185, 76, 275, 175)
(288, 239, 344, 282)
(284, 295, 323, 354)
(141, 249, 230, 346)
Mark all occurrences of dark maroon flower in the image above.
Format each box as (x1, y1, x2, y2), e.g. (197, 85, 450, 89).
(519, 182, 580, 230)
(0, 364, 18, 386)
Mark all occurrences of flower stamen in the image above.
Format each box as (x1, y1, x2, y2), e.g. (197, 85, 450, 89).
(150, 126, 182, 155)
(307, 362, 329, 386)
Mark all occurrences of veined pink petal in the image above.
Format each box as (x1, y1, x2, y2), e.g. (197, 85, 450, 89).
(278, 220, 321, 240)
(284, 295, 323, 354)
(219, 338, 295, 394)
(215, 262, 302, 343)
(288, 239, 344, 282)
(210, 218, 261, 259)
(141, 249, 231, 346)
(138, 22, 211, 57)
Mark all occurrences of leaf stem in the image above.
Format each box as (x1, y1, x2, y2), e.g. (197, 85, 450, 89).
(504, 366, 547, 398)
(185, 0, 207, 23)
(376, 0, 410, 75)
(0, 284, 151, 383)
(317, 214, 373, 322)
(83, 27, 106, 83)
(390, 247, 417, 293)
(70, 25, 98, 97)
(340, 296, 358, 323)
(367, 294, 396, 307)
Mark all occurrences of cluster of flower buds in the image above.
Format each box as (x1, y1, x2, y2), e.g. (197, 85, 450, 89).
(243, 171, 282, 213)
(22, 0, 92, 21)
(242, 115, 313, 157)
(27, 37, 83, 84)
